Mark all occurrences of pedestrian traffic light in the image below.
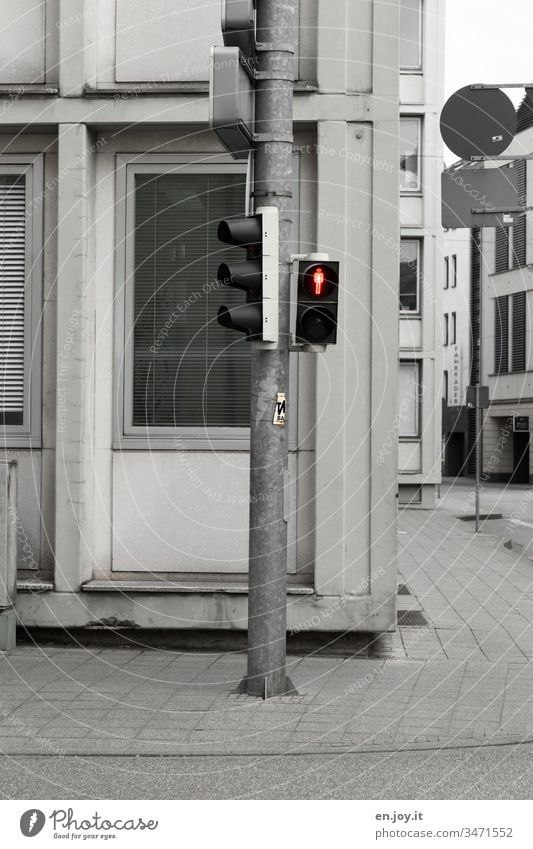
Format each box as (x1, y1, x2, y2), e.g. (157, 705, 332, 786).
(216, 206, 279, 344)
(294, 258, 339, 346)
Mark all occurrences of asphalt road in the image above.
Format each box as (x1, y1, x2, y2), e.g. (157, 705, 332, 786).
(2, 744, 533, 799)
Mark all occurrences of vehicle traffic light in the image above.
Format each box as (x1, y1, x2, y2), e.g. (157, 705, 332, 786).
(216, 206, 279, 344)
(294, 258, 339, 346)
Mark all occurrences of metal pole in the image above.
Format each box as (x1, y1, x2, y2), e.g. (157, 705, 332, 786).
(475, 385, 481, 533)
(246, 0, 296, 697)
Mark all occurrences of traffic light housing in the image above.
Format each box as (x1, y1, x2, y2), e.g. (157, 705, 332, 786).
(216, 206, 279, 344)
(294, 259, 339, 347)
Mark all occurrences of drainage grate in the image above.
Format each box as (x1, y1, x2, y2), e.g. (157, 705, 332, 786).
(397, 584, 411, 596)
(397, 610, 428, 627)
(458, 513, 503, 522)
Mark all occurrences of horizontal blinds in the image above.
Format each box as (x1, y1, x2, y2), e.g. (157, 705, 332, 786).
(511, 291, 526, 372)
(132, 172, 249, 428)
(0, 175, 26, 426)
(513, 160, 527, 268)
(495, 225, 510, 273)
(494, 295, 509, 374)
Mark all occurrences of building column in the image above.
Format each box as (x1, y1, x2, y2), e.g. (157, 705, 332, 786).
(54, 124, 94, 592)
(314, 115, 398, 627)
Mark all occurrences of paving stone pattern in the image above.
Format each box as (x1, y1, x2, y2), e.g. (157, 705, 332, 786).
(1, 504, 533, 755)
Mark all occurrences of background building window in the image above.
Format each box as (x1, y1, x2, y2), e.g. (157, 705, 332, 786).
(400, 239, 420, 312)
(494, 295, 509, 374)
(400, 118, 421, 192)
(444, 256, 449, 289)
(399, 362, 420, 437)
(495, 163, 528, 273)
(494, 292, 526, 374)
(513, 160, 527, 268)
(511, 291, 526, 372)
(400, 0, 423, 71)
(130, 171, 249, 429)
(451, 312, 456, 344)
(444, 313, 448, 346)
(495, 225, 512, 273)
(452, 254, 457, 287)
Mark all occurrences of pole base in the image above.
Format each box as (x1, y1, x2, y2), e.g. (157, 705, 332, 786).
(0, 608, 16, 651)
(238, 674, 298, 699)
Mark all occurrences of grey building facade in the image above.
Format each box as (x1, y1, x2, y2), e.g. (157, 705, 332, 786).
(0, 0, 404, 636)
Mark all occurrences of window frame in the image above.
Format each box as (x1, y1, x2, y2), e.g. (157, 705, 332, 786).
(0, 154, 43, 448)
(494, 295, 509, 375)
(399, 237, 421, 315)
(399, 360, 421, 439)
(114, 154, 300, 451)
(399, 117, 422, 195)
(511, 291, 526, 373)
(399, 0, 423, 73)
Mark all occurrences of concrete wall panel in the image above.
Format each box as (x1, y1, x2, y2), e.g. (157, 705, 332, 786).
(0, 0, 46, 84)
(115, 0, 223, 83)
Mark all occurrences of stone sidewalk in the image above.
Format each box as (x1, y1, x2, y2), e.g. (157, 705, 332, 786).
(1, 500, 533, 756)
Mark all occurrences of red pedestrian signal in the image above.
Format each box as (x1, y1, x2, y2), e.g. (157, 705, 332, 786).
(295, 260, 339, 346)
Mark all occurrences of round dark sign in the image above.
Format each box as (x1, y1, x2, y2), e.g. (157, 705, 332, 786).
(440, 85, 516, 160)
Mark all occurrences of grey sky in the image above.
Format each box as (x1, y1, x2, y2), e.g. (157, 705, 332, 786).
(445, 0, 533, 104)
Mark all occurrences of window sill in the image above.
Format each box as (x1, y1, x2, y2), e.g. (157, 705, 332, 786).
(0, 437, 42, 450)
(0, 85, 58, 96)
(488, 370, 530, 377)
(113, 438, 300, 451)
(85, 81, 319, 97)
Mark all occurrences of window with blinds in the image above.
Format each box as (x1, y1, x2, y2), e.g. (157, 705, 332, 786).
(495, 225, 511, 273)
(511, 291, 526, 372)
(0, 175, 26, 426)
(494, 295, 509, 374)
(132, 172, 249, 428)
(513, 161, 527, 269)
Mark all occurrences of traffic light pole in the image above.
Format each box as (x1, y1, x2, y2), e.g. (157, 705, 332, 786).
(246, 0, 296, 697)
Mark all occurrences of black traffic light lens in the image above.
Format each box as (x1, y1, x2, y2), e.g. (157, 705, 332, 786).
(303, 264, 337, 298)
(299, 307, 337, 343)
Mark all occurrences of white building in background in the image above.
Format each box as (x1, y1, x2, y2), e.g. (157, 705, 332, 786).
(398, 0, 445, 508)
(442, 229, 471, 476)
(444, 97, 533, 484)
(0, 0, 406, 641)
(478, 98, 533, 484)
